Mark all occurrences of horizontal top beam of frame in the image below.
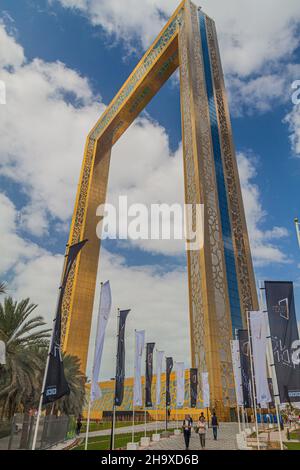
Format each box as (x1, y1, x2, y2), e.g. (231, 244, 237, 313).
(88, 1, 185, 147)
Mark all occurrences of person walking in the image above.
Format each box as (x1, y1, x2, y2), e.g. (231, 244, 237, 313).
(197, 413, 207, 449)
(211, 412, 219, 440)
(76, 415, 82, 436)
(182, 414, 192, 450)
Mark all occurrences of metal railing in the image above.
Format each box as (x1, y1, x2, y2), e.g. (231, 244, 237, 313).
(0, 414, 76, 450)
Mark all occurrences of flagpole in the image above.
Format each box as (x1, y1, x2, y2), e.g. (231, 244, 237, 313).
(84, 282, 104, 451)
(165, 358, 167, 431)
(155, 350, 158, 435)
(132, 329, 136, 444)
(237, 405, 241, 434)
(144, 347, 147, 438)
(246, 310, 260, 450)
(132, 407, 135, 443)
(233, 330, 242, 433)
(110, 308, 120, 451)
(241, 405, 246, 430)
(32, 246, 69, 450)
(84, 399, 92, 451)
(259, 281, 283, 451)
(112, 405, 116, 450)
(294, 218, 300, 248)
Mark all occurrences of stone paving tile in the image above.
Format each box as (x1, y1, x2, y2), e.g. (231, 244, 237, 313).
(145, 423, 239, 451)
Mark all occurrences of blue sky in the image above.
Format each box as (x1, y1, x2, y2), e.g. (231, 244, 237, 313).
(0, 0, 300, 379)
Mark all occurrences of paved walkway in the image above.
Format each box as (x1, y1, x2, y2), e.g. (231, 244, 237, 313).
(81, 421, 168, 438)
(145, 423, 239, 451)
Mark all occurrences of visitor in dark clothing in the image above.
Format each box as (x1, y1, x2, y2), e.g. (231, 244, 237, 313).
(182, 414, 193, 450)
(211, 412, 219, 440)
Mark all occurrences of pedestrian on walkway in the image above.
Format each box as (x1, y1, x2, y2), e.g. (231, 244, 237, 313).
(197, 413, 207, 449)
(76, 415, 82, 435)
(211, 412, 219, 440)
(182, 414, 192, 450)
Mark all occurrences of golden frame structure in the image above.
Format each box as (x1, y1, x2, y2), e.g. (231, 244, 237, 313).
(61, 0, 258, 416)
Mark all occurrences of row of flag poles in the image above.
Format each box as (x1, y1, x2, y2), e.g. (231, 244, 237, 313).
(30, 240, 299, 452)
(84, 280, 211, 451)
(230, 279, 300, 453)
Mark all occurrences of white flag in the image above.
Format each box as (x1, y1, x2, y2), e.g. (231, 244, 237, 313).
(0, 340, 6, 365)
(230, 340, 244, 406)
(175, 362, 185, 407)
(133, 330, 145, 407)
(250, 311, 271, 407)
(202, 372, 210, 408)
(155, 350, 164, 405)
(90, 281, 112, 402)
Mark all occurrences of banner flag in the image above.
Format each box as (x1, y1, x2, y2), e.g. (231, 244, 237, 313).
(114, 309, 130, 406)
(230, 340, 244, 406)
(202, 372, 210, 408)
(145, 342, 155, 407)
(0, 340, 6, 365)
(155, 351, 164, 406)
(133, 330, 145, 407)
(265, 281, 300, 403)
(43, 239, 87, 404)
(166, 357, 173, 406)
(190, 368, 198, 408)
(238, 329, 252, 408)
(175, 362, 185, 408)
(90, 281, 112, 402)
(249, 311, 271, 407)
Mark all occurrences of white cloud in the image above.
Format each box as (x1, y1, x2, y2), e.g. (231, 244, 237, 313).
(54, 0, 300, 76)
(52, 0, 300, 118)
(200, 0, 300, 77)
(11, 252, 63, 325)
(0, 19, 24, 69)
(0, 23, 103, 234)
(284, 104, 300, 157)
(237, 152, 290, 266)
(0, 193, 44, 275)
(228, 64, 300, 116)
(106, 118, 186, 256)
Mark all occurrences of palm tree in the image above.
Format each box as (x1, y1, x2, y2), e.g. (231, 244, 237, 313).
(0, 282, 7, 295)
(53, 353, 86, 417)
(0, 297, 50, 419)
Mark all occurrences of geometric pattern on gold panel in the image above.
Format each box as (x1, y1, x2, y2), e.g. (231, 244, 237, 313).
(180, 1, 235, 408)
(205, 17, 258, 320)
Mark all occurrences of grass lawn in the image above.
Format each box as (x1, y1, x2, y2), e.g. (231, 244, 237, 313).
(284, 441, 300, 450)
(289, 429, 300, 441)
(74, 428, 176, 450)
(80, 421, 132, 433)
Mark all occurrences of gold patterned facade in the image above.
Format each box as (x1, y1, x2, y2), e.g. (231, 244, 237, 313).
(62, 1, 258, 418)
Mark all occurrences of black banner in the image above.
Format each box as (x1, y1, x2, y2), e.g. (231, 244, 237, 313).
(238, 329, 252, 409)
(166, 357, 173, 407)
(265, 281, 300, 403)
(43, 239, 87, 404)
(190, 368, 198, 408)
(145, 343, 155, 407)
(114, 309, 130, 406)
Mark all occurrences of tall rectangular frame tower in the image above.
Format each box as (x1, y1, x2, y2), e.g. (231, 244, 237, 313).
(61, 0, 258, 415)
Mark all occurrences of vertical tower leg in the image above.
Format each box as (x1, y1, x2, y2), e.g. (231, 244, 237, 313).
(179, 1, 241, 419)
(62, 138, 111, 371)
